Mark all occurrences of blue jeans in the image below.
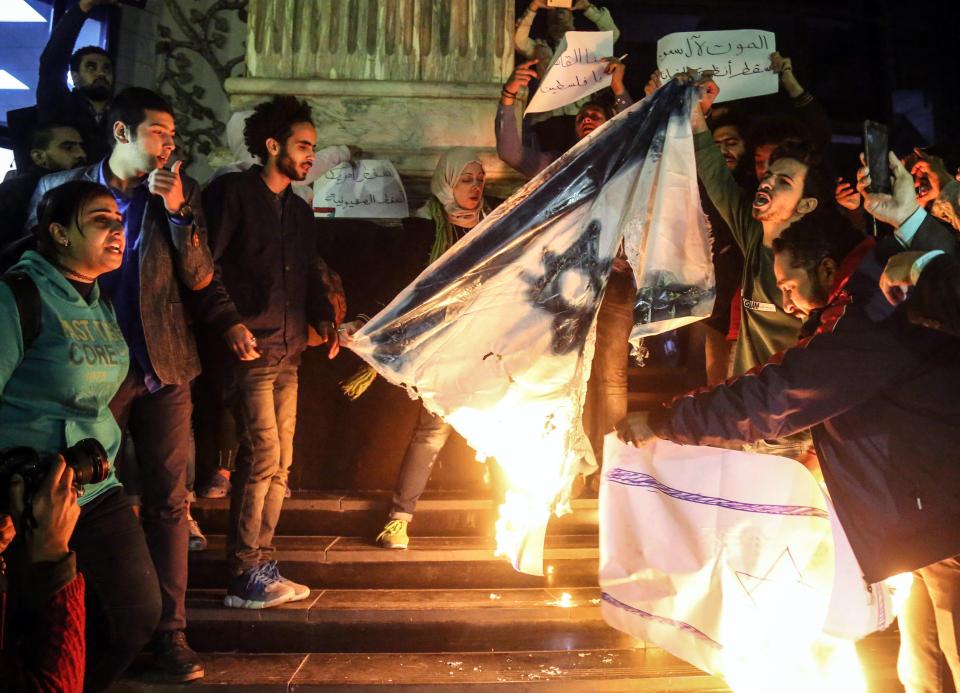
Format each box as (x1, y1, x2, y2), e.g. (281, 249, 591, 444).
(225, 364, 298, 575)
(389, 405, 452, 521)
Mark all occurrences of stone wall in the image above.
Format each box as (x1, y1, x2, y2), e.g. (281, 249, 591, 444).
(116, 0, 247, 182)
(226, 0, 522, 202)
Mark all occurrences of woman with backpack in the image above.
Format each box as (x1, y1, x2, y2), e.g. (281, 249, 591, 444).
(0, 179, 162, 691)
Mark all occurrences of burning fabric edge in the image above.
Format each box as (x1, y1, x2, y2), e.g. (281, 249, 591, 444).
(599, 436, 911, 692)
(346, 81, 714, 575)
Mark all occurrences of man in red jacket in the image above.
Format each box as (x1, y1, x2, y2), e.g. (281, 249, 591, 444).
(615, 160, 960, 691)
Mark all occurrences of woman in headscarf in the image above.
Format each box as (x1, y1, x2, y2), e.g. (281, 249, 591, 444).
(373, 147, 490, 549)
(415, 146, 491, 265)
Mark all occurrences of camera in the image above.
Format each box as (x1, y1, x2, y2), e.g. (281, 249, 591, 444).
(0, 439, 109, 508)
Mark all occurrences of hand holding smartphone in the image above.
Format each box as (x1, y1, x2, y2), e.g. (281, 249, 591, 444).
(863, 120, 892, 195)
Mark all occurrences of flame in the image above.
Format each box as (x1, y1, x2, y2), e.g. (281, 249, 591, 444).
(717, 573, 914, 691)
(440, 387, 590, 576)
(547, 592, 576, 608)
(722, 633, 866, 693)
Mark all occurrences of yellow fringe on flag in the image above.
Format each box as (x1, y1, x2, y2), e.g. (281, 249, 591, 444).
(340, 363, 378, 400)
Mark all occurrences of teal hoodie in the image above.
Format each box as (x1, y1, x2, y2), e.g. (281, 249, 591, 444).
(0, 251, 128, 506)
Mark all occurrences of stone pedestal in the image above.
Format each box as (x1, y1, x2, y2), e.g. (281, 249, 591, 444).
(225, 0, 522, 202)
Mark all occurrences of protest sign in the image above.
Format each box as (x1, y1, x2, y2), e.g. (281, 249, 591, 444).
(656, 30, 777, 103)
(313, 159, 409, 219)
(525, 31, 614, 115)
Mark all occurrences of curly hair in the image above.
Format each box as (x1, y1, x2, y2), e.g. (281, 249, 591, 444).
(768, 139, 833, 204)
(243, 96, 314, 163)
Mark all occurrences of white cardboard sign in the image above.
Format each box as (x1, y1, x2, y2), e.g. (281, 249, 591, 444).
(656, 30, 777, 103)
(525, 31, 614, 115)
(313, 159, 409, 219)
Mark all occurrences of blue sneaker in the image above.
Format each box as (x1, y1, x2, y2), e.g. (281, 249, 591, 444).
(263, 561, 310, 602)
(224, 561, 295, 609)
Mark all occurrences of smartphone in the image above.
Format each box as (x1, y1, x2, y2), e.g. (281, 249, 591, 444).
(546, 0, 574, 7)
(863, 120, 891, 195)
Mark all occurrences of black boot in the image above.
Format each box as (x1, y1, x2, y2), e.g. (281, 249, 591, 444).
(150, 629, 205, 682)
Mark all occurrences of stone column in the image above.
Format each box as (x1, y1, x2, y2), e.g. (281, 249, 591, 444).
(225, 0, 520, 202)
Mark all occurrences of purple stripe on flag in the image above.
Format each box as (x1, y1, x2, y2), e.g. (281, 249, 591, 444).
(600, 592, 722, 649)
(605, 467, 828, 519)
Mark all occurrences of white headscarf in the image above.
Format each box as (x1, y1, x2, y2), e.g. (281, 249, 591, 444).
(418, 147, 485, 227)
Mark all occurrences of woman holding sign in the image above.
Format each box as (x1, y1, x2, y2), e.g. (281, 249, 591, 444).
(374, 148, 493, 550)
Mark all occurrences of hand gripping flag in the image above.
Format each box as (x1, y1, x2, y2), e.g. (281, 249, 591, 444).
(346, 82, 714, 575)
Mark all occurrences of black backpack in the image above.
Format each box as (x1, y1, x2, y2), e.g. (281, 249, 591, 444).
(0, 272, 40, 350)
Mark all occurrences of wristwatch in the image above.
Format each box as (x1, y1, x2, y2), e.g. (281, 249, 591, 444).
(169, 202, 194, 223)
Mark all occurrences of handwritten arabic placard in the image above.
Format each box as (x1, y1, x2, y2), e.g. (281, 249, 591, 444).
(656, 30, 777, 103)
(313, 159, 410, 219)
(525, 31, 614, 115)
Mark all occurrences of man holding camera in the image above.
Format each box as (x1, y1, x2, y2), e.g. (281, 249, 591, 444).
(1, 459, 85, 693)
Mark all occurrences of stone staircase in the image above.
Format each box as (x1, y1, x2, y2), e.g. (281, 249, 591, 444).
(109, 490, 904, 691)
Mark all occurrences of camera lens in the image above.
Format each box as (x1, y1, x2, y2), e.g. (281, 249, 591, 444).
(63, 438, 110, 486)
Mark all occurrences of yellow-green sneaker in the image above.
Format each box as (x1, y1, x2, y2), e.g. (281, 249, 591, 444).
(376, 519, 409, 549)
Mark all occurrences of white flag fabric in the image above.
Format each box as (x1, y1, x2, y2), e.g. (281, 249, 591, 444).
(600, 436, 897, 689)
(347, 82, 714, 575)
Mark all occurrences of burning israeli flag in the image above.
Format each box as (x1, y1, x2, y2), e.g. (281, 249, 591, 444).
(346, 81, 714, 575)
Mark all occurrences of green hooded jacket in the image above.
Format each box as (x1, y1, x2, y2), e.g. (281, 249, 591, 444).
(0, 251, 128, 506)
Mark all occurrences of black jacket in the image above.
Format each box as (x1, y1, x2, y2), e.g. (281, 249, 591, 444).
(37, 5, 111, 162)
(650, 230, 960, 583)
(0, 168, 46, 248)
(199, 167, 334, 367)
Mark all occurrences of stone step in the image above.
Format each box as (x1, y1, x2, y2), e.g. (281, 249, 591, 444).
(184, 587, 633, 654)
(111, 648, 728, 691)
(189, 535, 598, 590)
(190, 494, 599, 538)
(111, 632, 903, 691)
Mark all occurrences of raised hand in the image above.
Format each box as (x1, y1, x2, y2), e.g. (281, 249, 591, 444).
(148, 160, 186, 214)
(644, 70, 662, 97)
(857, 152, 920, 227)
(503, 59, 540, 102)
(835, 178, 862, 211)
(601, 56, 626, 95)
